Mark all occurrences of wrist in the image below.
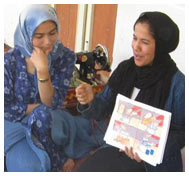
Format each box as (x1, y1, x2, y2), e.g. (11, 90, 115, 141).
(37, 68, 49, 78)
(36, 66, 49, 75)
(37, 70, 50, 83)
(38, 77, 49, 83)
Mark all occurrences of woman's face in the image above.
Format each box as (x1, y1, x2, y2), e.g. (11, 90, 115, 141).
(132, 22, 155, 67)
(32, 21, 58, 55)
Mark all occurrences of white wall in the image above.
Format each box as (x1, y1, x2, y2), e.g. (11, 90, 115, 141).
(4, 4, 28, 47)
(112, 4, 185, 74)
(4, 4, 54, 47)
(4, 4, 185, 74)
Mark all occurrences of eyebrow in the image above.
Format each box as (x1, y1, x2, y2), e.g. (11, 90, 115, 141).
(34, 27, 57, 35)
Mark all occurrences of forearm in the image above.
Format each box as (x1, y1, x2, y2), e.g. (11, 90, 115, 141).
(77, 97, 111, 120)
(77, 86, 115, 120)
(37, 70, 54, 106)
(26, 103, 40, 115)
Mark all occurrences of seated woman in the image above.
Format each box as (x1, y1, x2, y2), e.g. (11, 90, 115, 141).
(75, 11, 185, 172)
(4, 4, 107, 172)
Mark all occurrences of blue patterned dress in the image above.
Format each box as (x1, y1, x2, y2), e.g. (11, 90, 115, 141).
(5, 5, 107, 171)
(4, 45, 76, 171)
(4, 46, 107, 171)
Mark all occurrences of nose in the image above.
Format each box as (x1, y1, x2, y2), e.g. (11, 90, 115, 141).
(43, 35, 51, 46)
(133, 41, 141, 52)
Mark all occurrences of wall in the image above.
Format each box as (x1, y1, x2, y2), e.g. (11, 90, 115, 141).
(4, 4, 185, 75)
(56, 4, 78, 51)
(4, 4, 54, 47)
(112, 4, 185, 74)
(4, 4, 28, 47)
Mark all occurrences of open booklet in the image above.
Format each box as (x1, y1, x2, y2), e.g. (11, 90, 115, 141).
(104, 94, 171, 166)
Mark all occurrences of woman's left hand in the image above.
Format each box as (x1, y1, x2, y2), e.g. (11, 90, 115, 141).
(119, 147, 142, 162)
(30, 47, 49, 73)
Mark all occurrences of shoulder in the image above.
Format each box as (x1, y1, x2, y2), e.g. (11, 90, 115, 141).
(62, 46, 76, 64)
(172, 70, 185, 81)
(171, 70, 185, 90)
(117, 58, 132, 68)
(112, 58, 132, 73)
(4, 48, 25, 77)
(167, 70, 185, 104)
(51, 41, 76, 67)
(4, 48, 23, 64)
(110, 58, 134, 79)
(63, 45, 75, 56)
(56, 41, 76, 59)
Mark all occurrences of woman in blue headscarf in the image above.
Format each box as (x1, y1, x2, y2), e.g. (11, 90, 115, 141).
(4, 4, 107, 172)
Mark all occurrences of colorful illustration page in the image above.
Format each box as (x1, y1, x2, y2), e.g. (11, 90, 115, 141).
(104, 94, 171, 166)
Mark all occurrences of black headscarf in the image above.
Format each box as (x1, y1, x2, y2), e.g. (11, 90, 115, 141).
(108, 11, 179, 109)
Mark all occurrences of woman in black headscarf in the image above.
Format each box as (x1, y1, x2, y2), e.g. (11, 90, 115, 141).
(75, 11, 185, 172)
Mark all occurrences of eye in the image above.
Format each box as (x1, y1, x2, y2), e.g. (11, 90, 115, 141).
(142, 40, 150, 45)
(34, 34, 43, 39)
(49, 29, 57, 35)
(50, 31, 56, 35)
(133, 36, 137, 41)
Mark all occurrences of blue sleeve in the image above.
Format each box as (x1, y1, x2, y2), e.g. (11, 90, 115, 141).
(51, 49, 76, 108)
(172, 72, 185, 129)
(4, 53, 27, 122)
(77, 85, 116, 120)
(170, 71, 185, 148)
(164, 71, 185, 150)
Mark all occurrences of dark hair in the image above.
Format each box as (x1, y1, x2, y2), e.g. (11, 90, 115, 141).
(133, 14, 155, 39)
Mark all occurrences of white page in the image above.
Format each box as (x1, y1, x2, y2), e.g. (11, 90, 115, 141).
(104, 94, 171, 166)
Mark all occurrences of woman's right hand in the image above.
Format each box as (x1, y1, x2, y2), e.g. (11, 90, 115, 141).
(30, 47, 49, 73)
(119, 147, 142, 163)
(75, 83, 94, 105)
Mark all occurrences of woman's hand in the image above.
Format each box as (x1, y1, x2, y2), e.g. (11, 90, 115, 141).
(75, 83, 94, 105)
(30, 47, 54, 106)
(119, 147, 142, 162)
(30, 47, 49, 73)
(26, 104, 40, 115)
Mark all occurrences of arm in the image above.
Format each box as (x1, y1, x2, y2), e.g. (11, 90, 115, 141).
(32, 47, 76, 108)
(76, 84, 116, 120)
(31, 46, 76, 107)
(4, 53, 39, 121)
(123, 72, 185, 164)
(25, 104, 40, 115)
(37, 69, 54, 106)
(76, 83, 142, 161)
(31, 47, 54, 106)
(164, 71, 185, 150)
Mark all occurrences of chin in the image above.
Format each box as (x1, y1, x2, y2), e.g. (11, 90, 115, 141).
(46, 50, 51, 54)
(44, 49, 52, 55)
(134, 60, 144, 67)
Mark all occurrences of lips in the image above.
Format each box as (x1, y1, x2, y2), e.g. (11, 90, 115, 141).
(43, 47, 52, 53)
(45, 47, 52, 51)
(134, 54, 142, 61)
